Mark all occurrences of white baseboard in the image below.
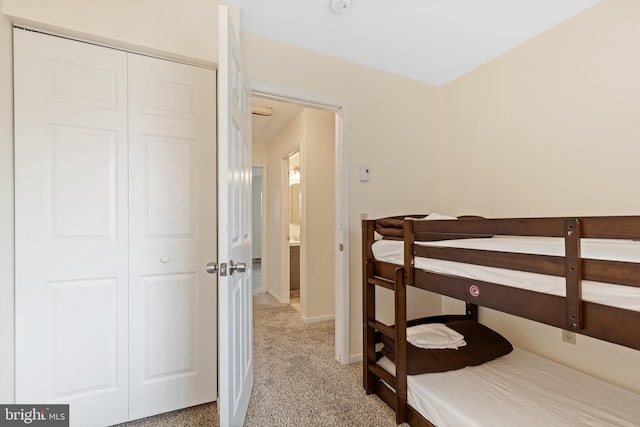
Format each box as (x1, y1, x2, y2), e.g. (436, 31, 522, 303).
(349, 353, 363, 363)
(301, 313, 335, 324)
(266, 290, 282, 302)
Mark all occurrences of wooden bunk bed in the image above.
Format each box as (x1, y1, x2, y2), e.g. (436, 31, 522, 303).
(362, 214, 640, 426)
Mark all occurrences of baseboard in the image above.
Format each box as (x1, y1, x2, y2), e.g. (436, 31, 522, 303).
(349, 352, 363, 363)
(266, 290, 281, 302)
(301, 313, 335, 324)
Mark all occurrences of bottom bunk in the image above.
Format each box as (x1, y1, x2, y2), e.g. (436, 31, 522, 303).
(375, 345, 640, 427)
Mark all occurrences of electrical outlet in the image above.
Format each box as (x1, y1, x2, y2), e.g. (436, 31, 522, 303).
(360, 213, 368, 220)
(562, 330, 576, 345)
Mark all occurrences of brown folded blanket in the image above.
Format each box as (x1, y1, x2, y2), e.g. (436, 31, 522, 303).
(375, 215, 426, 239)
(374, 214, 489, 241)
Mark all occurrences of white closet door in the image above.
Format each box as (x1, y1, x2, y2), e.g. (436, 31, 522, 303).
(127, 54, 217, 420)
(14, 29, 129, 426)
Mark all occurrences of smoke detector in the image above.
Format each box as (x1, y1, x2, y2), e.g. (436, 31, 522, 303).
(330, 0, 351, 14)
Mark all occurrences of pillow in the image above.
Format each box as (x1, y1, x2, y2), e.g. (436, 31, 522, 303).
(380, 320, 513, 375)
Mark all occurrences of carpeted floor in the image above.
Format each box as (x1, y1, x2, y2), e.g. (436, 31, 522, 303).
(244, 292, 399, 427)
(115, 267, 398, 426)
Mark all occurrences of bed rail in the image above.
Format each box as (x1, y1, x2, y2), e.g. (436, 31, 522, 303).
(403, 215, 640, 350)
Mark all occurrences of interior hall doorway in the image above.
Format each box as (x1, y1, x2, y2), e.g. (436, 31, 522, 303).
(250, 86, 349, 364)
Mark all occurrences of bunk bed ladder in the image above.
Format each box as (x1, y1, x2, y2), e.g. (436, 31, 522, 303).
(363, 220, 409, 424)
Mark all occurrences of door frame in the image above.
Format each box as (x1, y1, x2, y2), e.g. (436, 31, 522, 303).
(251, 82, 350, 364)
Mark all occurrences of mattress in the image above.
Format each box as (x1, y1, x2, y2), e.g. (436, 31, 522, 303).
(371, 236, 640, 311)
(377, 348, 640, 427)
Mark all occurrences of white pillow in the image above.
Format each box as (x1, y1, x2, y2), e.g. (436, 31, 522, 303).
(424, 213, 457, 221)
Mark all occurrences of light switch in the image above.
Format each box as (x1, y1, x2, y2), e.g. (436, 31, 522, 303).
(360, 165, 371, 182)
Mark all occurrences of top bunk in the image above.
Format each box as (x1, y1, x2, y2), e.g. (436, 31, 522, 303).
(362, 214, 640, 351)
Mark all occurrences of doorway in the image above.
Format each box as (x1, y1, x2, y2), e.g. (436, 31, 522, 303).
(250, 85, 350, 364)
(287, 151, 301, 311)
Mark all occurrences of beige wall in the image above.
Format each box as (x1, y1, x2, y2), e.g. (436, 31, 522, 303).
(261, 112, 305, 298)
(300, 109, 336, 320)
(241, 33, 445, 356)
(441, 0, 640, 393)
(0, 0, 14, 404)
(258, 107, 338, 321)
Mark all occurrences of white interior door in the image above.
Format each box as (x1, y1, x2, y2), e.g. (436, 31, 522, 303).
(127, 54, 217, 420)
(217, 5, 254, 426)
(14, 29, 129, 426)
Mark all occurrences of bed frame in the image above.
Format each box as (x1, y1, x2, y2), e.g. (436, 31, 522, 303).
(362, 215, 640, 426)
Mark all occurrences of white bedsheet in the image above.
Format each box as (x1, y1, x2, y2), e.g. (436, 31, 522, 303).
(377, 348, 640, 426)
(371, 236, 640, 311)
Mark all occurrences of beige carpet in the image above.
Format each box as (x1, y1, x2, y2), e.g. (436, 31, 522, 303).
(115, 291, 398, 427)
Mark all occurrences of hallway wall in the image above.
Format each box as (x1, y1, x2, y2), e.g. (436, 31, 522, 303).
(255, 107, 337, 322)
(300, 109, 335, 321)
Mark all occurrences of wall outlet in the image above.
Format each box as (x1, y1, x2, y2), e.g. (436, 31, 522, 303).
(562, 330, 577, 345)
(360, 213, 368, 220)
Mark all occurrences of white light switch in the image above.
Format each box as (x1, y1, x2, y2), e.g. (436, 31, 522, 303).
(360, 165, 371, 181)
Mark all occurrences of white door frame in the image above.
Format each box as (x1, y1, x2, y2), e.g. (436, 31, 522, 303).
(251, 82, 350, 364)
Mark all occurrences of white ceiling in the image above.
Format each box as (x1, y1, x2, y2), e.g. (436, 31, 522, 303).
(227, 0, 599, 86)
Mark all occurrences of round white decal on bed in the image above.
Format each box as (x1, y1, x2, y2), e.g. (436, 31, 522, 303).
(469, 285, 480, 297)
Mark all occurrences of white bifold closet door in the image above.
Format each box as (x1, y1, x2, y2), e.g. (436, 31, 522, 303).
(127, 51, 216, 421)
(14, 29, 216, 427)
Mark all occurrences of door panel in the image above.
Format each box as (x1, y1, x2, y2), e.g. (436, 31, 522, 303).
(49, 126, 118, 238)
(218, 6, 254, 426)
(144, 135, 195, 236)
(128, 53, 217, 421)
(14, 29, 129, 427)
(51, 278, 119, 396)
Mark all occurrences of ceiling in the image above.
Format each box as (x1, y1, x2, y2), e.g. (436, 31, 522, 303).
(251, 97, 304, 145)
(227, 0, 599, 87)
(243, 0, 600, 143)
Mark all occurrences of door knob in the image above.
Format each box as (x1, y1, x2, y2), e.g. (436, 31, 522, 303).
(228, 260, 246, 275)
(206, 262, 219, 274)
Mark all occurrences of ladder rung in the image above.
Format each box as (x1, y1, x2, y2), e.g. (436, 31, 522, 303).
(368, 277, 395, 290)
(369, 363, 396, 388)
(368, 320, 395, 338)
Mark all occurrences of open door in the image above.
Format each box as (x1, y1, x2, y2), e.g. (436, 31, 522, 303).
(215, 5, 254, 426)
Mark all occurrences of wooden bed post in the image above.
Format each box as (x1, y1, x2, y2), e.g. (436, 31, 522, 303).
(404, 219, 415, 286)
(362, 219, 376, 394)
(564, 218, 583, 330)
(394, 266, 408, 424)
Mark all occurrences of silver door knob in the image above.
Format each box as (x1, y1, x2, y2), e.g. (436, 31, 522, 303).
(228, 260, 246, 275)
(206, 262, 219, 274)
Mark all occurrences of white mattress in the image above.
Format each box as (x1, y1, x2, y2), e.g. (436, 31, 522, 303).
(377, 348, 640, 426)
(371, 236, 640, 311)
